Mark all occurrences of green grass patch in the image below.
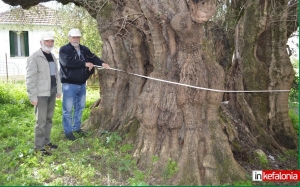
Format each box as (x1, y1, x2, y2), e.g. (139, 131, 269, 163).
(0, 82, 139, 186)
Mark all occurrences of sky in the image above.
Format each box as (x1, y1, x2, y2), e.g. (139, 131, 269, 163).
(0, 0, 10, 12)
(0, 0, 62, 12)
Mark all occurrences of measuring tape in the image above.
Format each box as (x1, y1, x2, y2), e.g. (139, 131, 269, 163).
(94, 65, 290, 93)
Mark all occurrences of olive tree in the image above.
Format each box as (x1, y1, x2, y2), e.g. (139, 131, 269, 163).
(4, 0, 298, 185)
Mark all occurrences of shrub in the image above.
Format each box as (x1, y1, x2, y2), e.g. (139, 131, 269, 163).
(0, 84, 12, 104)
(289, 109, 299, 133)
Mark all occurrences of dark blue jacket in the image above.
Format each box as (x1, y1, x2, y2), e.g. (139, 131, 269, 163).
(59, 43, 104, 84)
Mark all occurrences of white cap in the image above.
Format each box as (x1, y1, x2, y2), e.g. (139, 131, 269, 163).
(41, 33, 54, 40)
(68, 28, 81, 37)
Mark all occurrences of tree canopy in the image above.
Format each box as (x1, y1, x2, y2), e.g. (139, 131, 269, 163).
(53, 3, 103, 57)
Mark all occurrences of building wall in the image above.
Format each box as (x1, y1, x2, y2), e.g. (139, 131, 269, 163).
(0, 24, 59, 77)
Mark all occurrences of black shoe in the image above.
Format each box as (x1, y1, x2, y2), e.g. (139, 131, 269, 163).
(35, 148, 52, 156)
(74, 129, 88, 137)
(46, 143, 58, 149)
(66, 133, 76, 141)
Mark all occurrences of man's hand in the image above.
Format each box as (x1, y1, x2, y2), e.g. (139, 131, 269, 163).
(31, 101, 38, 106)
(102, 63, 110, 69)
(85, 62, 94, 71)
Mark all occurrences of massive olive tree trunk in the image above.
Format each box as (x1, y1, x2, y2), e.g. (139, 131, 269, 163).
(5, 0, 297, 185)
(224, 0, 298, 151)
(89, 1, 246, 185)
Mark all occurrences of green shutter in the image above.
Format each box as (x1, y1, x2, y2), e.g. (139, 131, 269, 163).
(9, 31, 15, 57)
(24, 31, 29, 57)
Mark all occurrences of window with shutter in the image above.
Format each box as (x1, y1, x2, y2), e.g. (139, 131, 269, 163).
(24, 32, 29, 57)
(9, 31, 15, 57)
(9, 31, 29, 57)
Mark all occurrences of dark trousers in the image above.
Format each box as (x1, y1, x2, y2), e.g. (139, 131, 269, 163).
(34, 86, 56, 150)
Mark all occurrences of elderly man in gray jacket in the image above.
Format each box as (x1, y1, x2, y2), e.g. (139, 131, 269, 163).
(26, 33, 61, 156)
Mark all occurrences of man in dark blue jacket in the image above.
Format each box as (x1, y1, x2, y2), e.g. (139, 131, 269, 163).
(59, 28, 110, 141)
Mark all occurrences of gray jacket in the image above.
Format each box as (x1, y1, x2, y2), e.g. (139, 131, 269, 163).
(26, 49, 62, 102)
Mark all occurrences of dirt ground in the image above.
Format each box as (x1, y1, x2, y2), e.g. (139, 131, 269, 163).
(221, 103, 299, 186)
(102, 103, 298, 186)
(234, 141, 298, 186)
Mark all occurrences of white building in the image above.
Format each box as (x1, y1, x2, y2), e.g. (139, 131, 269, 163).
(0, 4, 60, 80)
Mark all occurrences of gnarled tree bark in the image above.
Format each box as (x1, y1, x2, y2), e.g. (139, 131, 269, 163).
(225, 0, 298, 151)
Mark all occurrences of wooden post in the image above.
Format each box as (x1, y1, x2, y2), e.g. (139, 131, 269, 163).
(5, 53, 8, 82)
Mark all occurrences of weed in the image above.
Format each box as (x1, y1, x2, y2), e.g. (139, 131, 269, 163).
(152, 155, 159, 163)
(284, 149, 298, 158)
(258, 154, 268, 165)
(277, 155, 287, 162)
(51, 163, 65, 176)
(233, 179, 252, 186)
(277, 149, 298, 165)
(128, 170, 148, 186)
(163, 158, 178, 179)
(105, 132, 122, 149)
(119, 144, 133, 153)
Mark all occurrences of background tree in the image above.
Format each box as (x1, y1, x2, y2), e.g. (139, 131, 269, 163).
(51, 3, 103, 87)
(3, 0, 298, 185)
(53, 3, 102, 57)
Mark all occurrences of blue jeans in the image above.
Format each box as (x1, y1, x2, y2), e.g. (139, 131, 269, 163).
(62, 83, 86, 134)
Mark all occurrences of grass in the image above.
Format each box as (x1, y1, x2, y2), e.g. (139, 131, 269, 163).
(0, 81, 298, 186)
(0, 82, 138, 186)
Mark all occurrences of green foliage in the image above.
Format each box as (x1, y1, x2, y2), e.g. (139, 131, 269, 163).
(163, 158, 178, 179)
(256, 154, 269, 169)
(128, 170, 149, 186)
(0, 85, 11, 104)
(232, 180, 252, 186)
(277, 154, 287, 162)
(106, 132, 122, 148)
(289, 57, 299, 102)
(291, 57, 299, 75)
(53, 3, 102, 57)
(289, 109, 299, 133)
(288, 57, 299, 134)
(119, 144, 133, 153)
(283, 149, 298, 159)
(152, 155, 159, 163)
(253, 151, 269, 169)
(275, 149, 298, 164)
(0, 83, 31, 106)
(82, 88, 99, 121)
(289, 74, 299, 102)
(257, 155, 268, 165)
(0, 82, 141, 186)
